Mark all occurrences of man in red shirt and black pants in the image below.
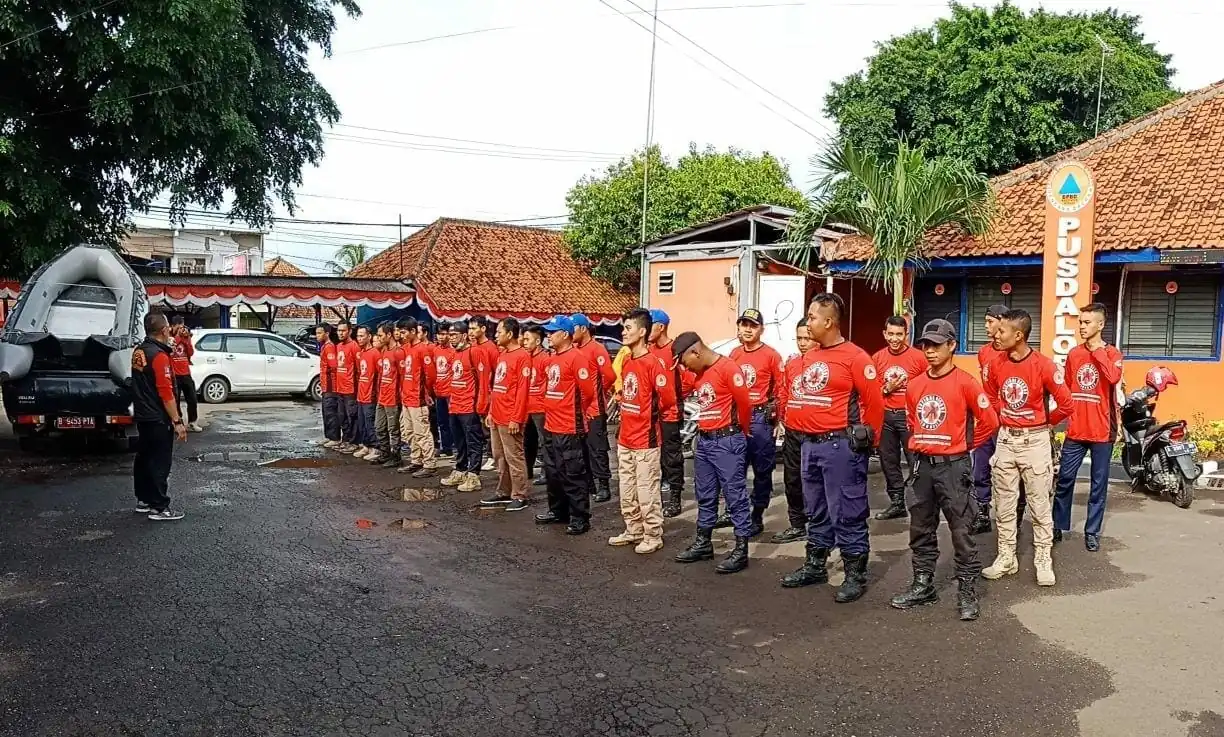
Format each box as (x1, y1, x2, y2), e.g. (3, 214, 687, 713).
(432, 327, 456, 458)
(534, 316, 598, 536)
(772, 317, 817, 543)
(168, 318, 201, 432)
(1053, 302, 1123, 552)
(333, 320, 361, 452)
(872, 316, 928, 521)
(779, 294, 884, 603)
(889, 319, 999, 620)
(982, 309, 1074, 587)
(971, 304, 1009, 533)
(130, 312, 187, 521)
(672, 331, 755, 574)
(316, 324, 341, 448)
(443, 322, 486, 492)
(648, 309, 692, 517)
(728, 308, 785, 538)
(522, 325, 550, 484)
(573, 314, 616, 503)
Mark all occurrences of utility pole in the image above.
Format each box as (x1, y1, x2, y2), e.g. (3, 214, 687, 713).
(1094, 34, 1114, 137)
(398, 213, 404, 277)
(639, 0, 660, 245)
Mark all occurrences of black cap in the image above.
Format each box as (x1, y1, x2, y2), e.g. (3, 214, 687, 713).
(737, 308, 764, 325)
(915, 319, 957, 346)
(671, 331, 702, 358)
(986, 304, 1008, 319)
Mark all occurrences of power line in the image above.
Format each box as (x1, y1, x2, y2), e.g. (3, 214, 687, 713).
(294, 192, 564, 221)
(140, 204, 566, 229)
(0, 0, 122, 51)
(331, 123, 623, 157)
(322, 132, 620, 163)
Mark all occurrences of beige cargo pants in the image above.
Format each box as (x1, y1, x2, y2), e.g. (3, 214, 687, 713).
(991, 427, 1055, 553)
(400, 405, 436, 469)
(617, 445, 664, 543)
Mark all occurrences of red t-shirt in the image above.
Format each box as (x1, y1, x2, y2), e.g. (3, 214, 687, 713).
(334, 339, 359, 395)
(691, 357, 753, 433)
(377, 348, 401, 408)
(907, 367, 999, 455)
(319, 343, 338, 394)
(648, 341, 694, 423)
(977, 343, 1005, 385)
(984, 349, 1074, 429)
(151, 351, 176, 404)
(792, 341, 884, 443)
(872, 345, 928, 411)
(448, 346, 478, 415)
(357, 347, 380, 404)
(433, 345, 456, 398)
(490, 347, 532, 425)
(618, 352, 677, 450)
(542, 346, 598, 435)
(576, 338, 616, 419)
(1065, 343, 1124, 443)
(527, 348, 549, 416)
(729, 343, 784, 408)
(471, 340, 500, 416)
(399, 341, 429, 408)
(778, 349, 821, 433)
(170, 334, 193, 377)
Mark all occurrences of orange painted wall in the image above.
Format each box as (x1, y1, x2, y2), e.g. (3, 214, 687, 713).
(647, 258, 740, 342)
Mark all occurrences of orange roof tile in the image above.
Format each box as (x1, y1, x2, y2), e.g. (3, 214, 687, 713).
(348, 218, 635, 319)
(830, 80, 1224, 261)
(263, 256, 309, 278)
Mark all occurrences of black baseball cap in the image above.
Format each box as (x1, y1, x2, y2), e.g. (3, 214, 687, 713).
(915, 319, 957, 346)
(671, 331, 702, 358)
(985, 304, 1008, 319)
(737, 308, 764, 326)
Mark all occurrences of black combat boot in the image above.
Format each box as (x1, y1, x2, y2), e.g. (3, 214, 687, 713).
(748, 507, 766, 538)
(889, 571, 937, 609)
(662, 486, 682, 518)
(956, 575, 980, 621)
(874, 492, 907, 521)
(769, 526, 806, 544)
(674, 527, 714, 563)
(834, 554, 869, 603)
(715, 536, 749, 574)
(713, 509, 733, 529)
(592, 480, 612, 504)
(780, 546, 830, 588)
(970, 507, 992, 535)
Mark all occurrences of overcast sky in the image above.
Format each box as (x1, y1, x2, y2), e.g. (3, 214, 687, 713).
(132, 0, 1223, 274)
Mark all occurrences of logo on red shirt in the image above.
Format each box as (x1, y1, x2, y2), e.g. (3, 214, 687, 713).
(696, 382, 716, 408)
(452, 361, 464, 380)
(436, 357, 449, 377)
(803, 362, 830, 393)
(739, 363, 757, 387)
(405, 355, 413, 373)
(1076, 363, 1099, 390)
(547, 364, 561, 390)
(883, 365, 908, 385)
(494, 361, 507, 385)
(916, 394, 947, 430)
(1002, 377, 1030, 410)
(623, 372, 639, 401)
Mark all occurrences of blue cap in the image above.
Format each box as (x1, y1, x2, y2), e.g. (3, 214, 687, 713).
(648, 308, 670, 326)
(543, 315, 575, 335)
(570, 313, 591, 329)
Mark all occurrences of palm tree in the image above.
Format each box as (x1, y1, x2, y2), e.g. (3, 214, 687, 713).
(326, 243, 368, 276)
(787, 137, 996, 316)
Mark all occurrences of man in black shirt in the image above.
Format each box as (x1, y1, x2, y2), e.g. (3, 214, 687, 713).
(130, 312, 188, 520)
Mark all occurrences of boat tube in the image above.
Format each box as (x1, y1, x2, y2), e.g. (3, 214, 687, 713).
(0, 244, 147, 384)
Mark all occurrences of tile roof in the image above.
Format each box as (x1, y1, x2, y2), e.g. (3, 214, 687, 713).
(263, 256, 309, 278)
(347, 218, 636, 319)
(829, 80, 1224, 261)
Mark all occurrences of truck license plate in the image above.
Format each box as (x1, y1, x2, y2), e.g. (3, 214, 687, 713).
(55, 416, 96, 430)
(1165, 442, 1196, 457)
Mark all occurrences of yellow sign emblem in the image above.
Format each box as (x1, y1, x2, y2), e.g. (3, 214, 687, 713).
(1045, 161, 1094, 213)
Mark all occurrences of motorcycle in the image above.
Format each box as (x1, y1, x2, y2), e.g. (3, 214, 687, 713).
(1120, 366, 1201, 509)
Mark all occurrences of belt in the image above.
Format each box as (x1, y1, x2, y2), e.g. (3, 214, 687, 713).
(1003, 425, 1049, 436)
(751, 405, 769, 416)
(801, 430, 847, 444)
(885, 408, 907, 414)
(915, 452, 969, 465)
(698, 425, 741, 440)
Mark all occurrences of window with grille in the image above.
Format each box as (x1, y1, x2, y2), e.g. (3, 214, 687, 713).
(966, 273, 1043, 351)
(1121, 271, 1221, 358)
(177, 258, 206, 274)
(656, 270, 675, 295)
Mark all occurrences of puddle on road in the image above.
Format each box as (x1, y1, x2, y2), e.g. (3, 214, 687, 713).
(259, 457, 338, 469)
(399, 518, 429, 530)
(1197, 507, 1224, 517)
(469, 506, 502, 517)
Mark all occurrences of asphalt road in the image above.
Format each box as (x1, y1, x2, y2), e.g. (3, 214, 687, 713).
(1, 400, 1222, 737)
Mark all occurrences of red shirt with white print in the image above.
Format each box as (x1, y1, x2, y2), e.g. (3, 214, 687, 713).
(906, 367, 999, 455)
(490, 347, 532, 426)
(1065, 343, 1124, 443)
(984, 349, 1074, 429)
(649, 341, 694, 423)
(617, 352, 677, 450)
(542, 347, 597, 435)
(691, 357, 752, 433)
(334, 339, 359, 395)
(433, 344, 456, 398)
(357, 347, 379, 404)
(377, 348, 401, 408)
(171, 334, 193, 377)
(527, 348, 549, 416)
(729, 343, 784, 408)
(872, 345, 928, 411)
(577, 338, 616, 419)
(795, 341, 884, 444)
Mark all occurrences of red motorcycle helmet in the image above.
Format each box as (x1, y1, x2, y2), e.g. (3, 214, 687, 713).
(1145, 366, 1179, 393)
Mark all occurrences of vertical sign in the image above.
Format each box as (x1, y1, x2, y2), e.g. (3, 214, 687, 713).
(1042, 161, 1096, 366)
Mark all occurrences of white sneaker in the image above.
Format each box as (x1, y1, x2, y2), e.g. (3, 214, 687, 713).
(481, 458, 496, 472)
(147, 508, 185, 521)
(440, 470, 464, 487)
(1034, 548, 1056, 587)
(981, 549, 1019, 580)
(188, 422, 203, 433)
(134, 502, 153, 514)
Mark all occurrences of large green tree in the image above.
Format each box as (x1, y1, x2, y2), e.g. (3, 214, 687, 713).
(564, 145, 805, 290)
(0, 0, 360, 276)
(826, 2, 1177, 177)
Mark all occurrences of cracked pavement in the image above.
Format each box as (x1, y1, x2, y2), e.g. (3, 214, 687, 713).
(1, 401, 1221, 737)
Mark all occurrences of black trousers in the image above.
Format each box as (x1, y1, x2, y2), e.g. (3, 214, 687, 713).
(525, 413, 548, 472)
(322, 393, 342, 441)
(339, 394, 358, 442)
(879, 408, 914, 500)
(660, 420, 685, 492)
(584, 415, 611, 485)
(546, 431, 590, 523)
(452, 412, 484, 473)
(134, 421, 174, 511)
(174, 374, 198, 423)
(908, 455, 980, 578)
(781, 429, 806, 529)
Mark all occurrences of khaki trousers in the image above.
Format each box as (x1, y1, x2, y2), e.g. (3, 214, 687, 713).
(991, 428, 1055, 552)
(400, 405, 436, 469)
(491, 423, 528, 500)
(617, 445, 664, 542)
